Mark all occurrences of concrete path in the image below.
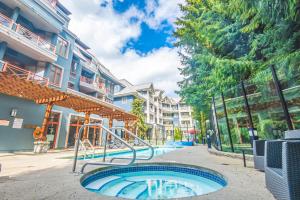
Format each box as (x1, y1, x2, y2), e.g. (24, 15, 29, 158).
(0, 146, 275, 200)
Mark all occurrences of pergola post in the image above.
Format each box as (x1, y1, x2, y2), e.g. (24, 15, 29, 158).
(124, 120, 129, 141)
(108, 117, 113, 142)
(99, 121, 103, 146)
(41, 102, 54, 140)
(82, 112, 90, 140)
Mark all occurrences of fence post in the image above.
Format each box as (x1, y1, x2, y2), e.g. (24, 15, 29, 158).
(241, 81, 256, 144)
(221, 92, 234, 152)
(270, 65, 294, 130)
(212, 96, 222, 151)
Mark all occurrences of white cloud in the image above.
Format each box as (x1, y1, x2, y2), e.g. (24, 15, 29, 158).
(145, 0, 184, 29)
(60, 0, 182, 97)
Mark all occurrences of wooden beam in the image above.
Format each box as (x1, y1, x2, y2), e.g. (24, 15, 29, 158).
(35, 95, 68, 104)
(83, 112, 90, 139)
(41, 102, 54, 141)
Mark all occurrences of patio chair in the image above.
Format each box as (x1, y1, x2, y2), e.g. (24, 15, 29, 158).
(253, 140, 265, 171)
(265, 140, 300, 200)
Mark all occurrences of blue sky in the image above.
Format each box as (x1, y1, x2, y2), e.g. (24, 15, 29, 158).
(112, 0, 174, 55)
(61, 0, 183, 97)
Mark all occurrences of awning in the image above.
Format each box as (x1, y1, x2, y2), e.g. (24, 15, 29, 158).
(187, 129, 197, 134)
(0, 62, 137, 121)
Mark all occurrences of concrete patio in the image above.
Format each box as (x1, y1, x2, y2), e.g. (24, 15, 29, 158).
(0, 145, 274, 200)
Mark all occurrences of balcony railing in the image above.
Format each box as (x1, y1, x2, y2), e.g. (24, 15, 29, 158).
(1, 61, 49, 87)
(41, 0, 58, 9)
(80, 76, 93, 84)
(0, 13, 56, 54)
(0, 13, 13, 28)
(16, 24, 56, 53)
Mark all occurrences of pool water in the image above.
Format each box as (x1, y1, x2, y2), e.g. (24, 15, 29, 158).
(80, 147, 179, 160)
(82, 164, 226, 199)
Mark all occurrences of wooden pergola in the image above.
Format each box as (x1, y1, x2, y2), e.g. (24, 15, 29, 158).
(0, 62, 137, 140)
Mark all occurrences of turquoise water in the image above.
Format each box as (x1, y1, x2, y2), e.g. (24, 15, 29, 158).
(84, 170, 224, 199)
(80, 147, 179, 160)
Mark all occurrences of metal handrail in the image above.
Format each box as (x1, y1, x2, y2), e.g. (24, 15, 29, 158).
(72, 123, 136, 174)
(109, 127, 154, 163)
(79, 139, 95, 159)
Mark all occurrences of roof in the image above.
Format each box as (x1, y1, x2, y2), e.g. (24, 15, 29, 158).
(119, 79, 133, 87)
(57, 2, 72, 15)
(154, 89, 164, 97)
(75, 39, 90, 50)
(98, 63, 122, 85)
(114, 87, 146, 101)
(131, 83, 153, 92)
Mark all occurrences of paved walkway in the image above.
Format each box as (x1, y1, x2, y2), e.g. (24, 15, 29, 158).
(0, 146, 274, 200)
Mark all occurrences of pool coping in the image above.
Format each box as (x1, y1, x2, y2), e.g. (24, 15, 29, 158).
(80, 162, 228, 199)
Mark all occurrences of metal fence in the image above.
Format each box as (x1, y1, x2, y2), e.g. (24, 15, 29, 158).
(209, 65, 300, 154)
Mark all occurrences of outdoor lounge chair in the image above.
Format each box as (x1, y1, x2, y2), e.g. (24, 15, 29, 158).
(253, 140, 265, 171)
(265, 140, 300, 200)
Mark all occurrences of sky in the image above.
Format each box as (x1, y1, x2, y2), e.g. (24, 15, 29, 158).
(60, 0, 184, 97)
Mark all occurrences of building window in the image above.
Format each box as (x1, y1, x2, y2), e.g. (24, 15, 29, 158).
(68, 82, 74, 89)
(56, 37, 69, 58)
(122, 97, 128, 104)
(70, 61, 78, 78)
(49, 64, 63, 87)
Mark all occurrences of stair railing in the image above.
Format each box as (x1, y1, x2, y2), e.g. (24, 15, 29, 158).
(109, 127, 154, 163)
(72, 123, 136, 174)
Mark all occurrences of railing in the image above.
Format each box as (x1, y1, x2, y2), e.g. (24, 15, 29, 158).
(1, 61, 49, 87)
(0, 13, 13, 28)
(80, 76, 94, 84)
(79, 139, 95, 160)
(110, 127, 154, 163)
(0, 13, 56, 54)
(41, 0, 58, 9)
(15, 24, 56, 53)
(72, 123, 137, 174)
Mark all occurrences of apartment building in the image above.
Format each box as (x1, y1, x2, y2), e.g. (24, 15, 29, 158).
(161, 96, 195, 139)
(114, 80, 195, 140)
(0, 0, 132, 152)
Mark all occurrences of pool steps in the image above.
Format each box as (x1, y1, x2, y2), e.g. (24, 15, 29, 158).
(85, 176, 120, 190)
(117, 182, 148, 199)
(100, 179, 133, 196)
(86, 176, 149, 199)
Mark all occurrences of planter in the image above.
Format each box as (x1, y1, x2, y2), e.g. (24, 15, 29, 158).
(33, 141, 50, 153)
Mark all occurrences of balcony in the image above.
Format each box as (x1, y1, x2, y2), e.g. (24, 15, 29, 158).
(41, 0, 58, 10)
(2, 0, 64, 33)
(0, 13, 57, 62)
(0, 60, 49, 87)
(80, 60, 98, 73)
(79, 76, 105, 94)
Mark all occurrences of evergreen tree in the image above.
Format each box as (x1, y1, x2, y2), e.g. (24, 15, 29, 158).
(131, 98, 148, 139)
(175, 0, 300, 115)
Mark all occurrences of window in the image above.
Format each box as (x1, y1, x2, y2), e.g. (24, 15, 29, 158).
(68, 82, 74, 89)
(70, 61, 78, 78)
(122, 97, 128, 104)
(56, 37, 69, 58)
(49, 64, 63, 87)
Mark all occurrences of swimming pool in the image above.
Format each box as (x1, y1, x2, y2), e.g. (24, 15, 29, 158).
(81, 163, 227, 199)
(79, 147, 180, 160)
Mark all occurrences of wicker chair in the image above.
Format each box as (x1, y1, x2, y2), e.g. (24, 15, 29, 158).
(265, 140, 300, 200)
(253, 140, 266, 171)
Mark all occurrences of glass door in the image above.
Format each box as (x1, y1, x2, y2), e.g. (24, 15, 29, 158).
(46, 112, 61, 149)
